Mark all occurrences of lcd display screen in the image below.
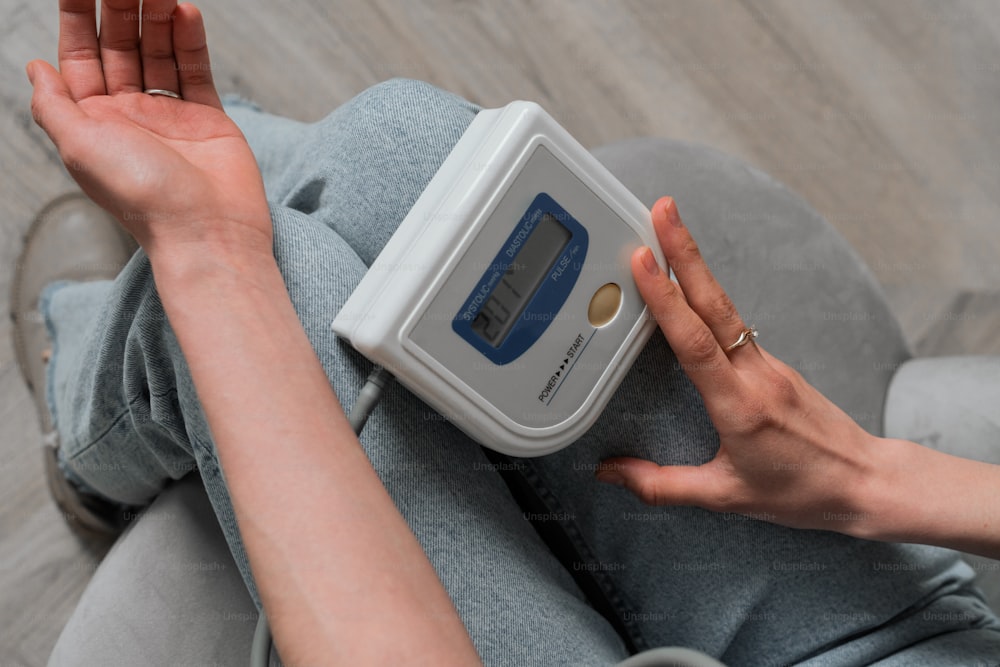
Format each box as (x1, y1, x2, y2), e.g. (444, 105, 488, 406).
(471, 213, 571, 347)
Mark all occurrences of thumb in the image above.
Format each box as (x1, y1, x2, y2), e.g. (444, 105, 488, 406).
(27, 60, 87, 149)
(596, 457, 723, 507)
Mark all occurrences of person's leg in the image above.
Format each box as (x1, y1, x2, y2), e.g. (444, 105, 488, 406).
(528, 404, 1000, 664)
(41, 79, 628, 666)
(514, 139, 1000, 665)
(223, 86, 472, 267)
(221, 95, 1000, 663)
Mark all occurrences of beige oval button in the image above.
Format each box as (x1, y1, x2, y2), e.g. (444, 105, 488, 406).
(588, 283, 622, 327)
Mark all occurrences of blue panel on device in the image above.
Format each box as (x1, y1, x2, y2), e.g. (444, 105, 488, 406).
(453, 192, 589, 365)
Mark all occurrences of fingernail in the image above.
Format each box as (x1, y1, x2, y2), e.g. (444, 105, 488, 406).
(596, 470, 626, 487)
(663, 197, 682, 227)
(25, 62, 35, 84)
(640, 247, 659, 276)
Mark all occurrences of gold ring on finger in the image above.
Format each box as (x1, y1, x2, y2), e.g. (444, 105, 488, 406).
(725, 325, 758, 352)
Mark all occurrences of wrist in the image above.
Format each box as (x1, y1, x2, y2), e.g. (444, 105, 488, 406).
(148, 232, 278, 292)
(139, 201, 274, 271)
(843, 436, 924, 543)
(807, 430, 882, 540)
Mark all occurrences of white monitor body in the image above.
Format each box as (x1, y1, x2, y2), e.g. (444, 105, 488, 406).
(331, 101, 666, 457)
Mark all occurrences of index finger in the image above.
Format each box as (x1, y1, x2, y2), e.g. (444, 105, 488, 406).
(631, 245, 740, 401)
(653, 197, 761, 365)
(58, 0, 106, 99)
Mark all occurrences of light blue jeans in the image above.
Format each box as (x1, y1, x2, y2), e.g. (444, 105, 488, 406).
(41, 79, 1000, 666)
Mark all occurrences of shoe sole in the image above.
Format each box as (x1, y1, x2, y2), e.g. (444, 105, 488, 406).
(10, 193, 139, 394)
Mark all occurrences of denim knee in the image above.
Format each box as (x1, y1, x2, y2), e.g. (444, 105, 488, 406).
(306, 77, 481, 186)
(325, 77, 480, 143)
(271, 79, 479, 267)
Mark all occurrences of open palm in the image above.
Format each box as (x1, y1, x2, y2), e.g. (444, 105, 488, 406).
(28, 0, 271, 257)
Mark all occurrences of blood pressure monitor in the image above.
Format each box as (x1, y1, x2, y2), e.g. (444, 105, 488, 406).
(331, 101, 666, 457)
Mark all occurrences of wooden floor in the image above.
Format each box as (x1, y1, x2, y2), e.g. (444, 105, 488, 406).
(2, 0, 999, 664)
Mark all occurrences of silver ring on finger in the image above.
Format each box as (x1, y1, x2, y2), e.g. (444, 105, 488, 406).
(144, 88, 182, 100)
(725, 325, 758, 352)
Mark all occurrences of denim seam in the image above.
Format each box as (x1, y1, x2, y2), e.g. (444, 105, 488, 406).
(519, 459, 651, 653)
(793, 577, 998, 663)
(63, 389, 158, 463)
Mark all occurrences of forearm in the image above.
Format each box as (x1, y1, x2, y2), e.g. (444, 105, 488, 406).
(150, 245, 480, 666)
(856, 437, 1000, 559)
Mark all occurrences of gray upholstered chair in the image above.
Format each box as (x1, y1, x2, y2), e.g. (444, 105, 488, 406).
(48, 138, 1000, 666)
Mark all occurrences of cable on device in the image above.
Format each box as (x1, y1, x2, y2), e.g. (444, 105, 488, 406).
(250, 366, 394, 667)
